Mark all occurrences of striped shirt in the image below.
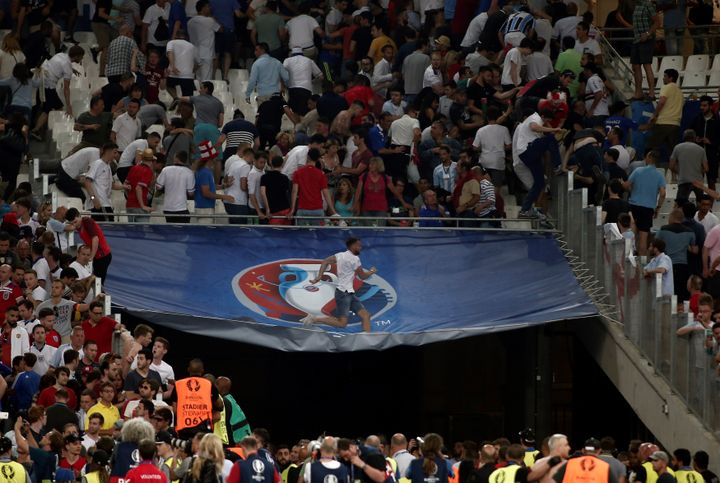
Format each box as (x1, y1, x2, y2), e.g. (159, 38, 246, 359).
(221, 119, 260, 150)
(501, 11, 535, 35)
(477, 179, 496, 217)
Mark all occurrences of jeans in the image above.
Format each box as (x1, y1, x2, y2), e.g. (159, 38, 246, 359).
(90, 207, 114, 221)
(164, 210, 190, 223)
(93, 252, 112, 284)
(519, 134, 561, 212)
(224, 203, 250, 224)
(126, 207, 150, 222)
(56, 167, 86, 202)
(665, 28, 685, 56)
(296, 208, 324, 226)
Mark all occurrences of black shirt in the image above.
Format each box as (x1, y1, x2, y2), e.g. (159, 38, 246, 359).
(260, 171, 291, 213)
(23, 30, 50, 68)
(467, 80, 498, 110)
(21, 0, 49, 28)
(101, 82, 126, 112)
(92, 0, 112, 23)
(317, 92, 348, 121)
(478, 10, 508, 53)
(602, 197, 629, 223)
(607, 163, 628, 181)
(352, 26, 372, 61)
(475, 464, 495, 483)
(658, 473, 677, 483)
(523, 75, 561, 99)
(257, 96, 288, 133)
(701, 470, 719, 483)
(123, 368, 162, 392)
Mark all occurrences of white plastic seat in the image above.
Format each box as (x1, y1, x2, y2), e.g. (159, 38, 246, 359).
(685, 55, 709, 73)
(89, 77, 108, 92)
(60, 142, 76, 158)
(658, 55, 684, 74)
(210, 80, 228, 93)
(51, 122, 74, 140)
(651, 56, 660, 74)
(57, 197, 84, 212)
(71, 100, 88, 117)
(682, 72, 706, 88)
(712, 54, 720, 71)
(709, 71, 720, 87)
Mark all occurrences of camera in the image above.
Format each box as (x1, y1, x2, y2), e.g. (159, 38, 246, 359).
(171, 438, 191, 454)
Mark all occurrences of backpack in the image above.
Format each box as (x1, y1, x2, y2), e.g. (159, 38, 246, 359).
(154, 16, 170, 42)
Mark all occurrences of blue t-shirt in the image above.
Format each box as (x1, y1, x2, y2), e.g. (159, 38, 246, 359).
(628, 165, 666, 209)
(419, 206, 444, 227)
(13, 370, 40, 411)
(168, 0, 187, 35)
(195, 167, 216, 209)
(604, 115, 638, 144)
(209, 0, 239, 31)
(645, 253, 674, 296)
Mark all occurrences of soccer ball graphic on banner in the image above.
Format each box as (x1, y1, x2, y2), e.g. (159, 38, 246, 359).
(232, 259, 397, 325)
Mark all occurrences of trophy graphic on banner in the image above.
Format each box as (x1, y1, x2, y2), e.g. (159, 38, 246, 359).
(278, 263, 338, 317)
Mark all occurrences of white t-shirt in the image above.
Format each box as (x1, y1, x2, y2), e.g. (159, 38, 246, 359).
(30, 344, 57, 376)
(461, 13, 488, 47)
(696, 212, 720, 233)
(422, 65, 442, 89)
(82, 435, 99, 451)
(585, 74, 609, 116)
(335, 250, 361, 293)
(390, 115, 420, 146)
(10, 326, 29, 363)
(156, 165, 195, 212)
(325, 6, 343, 32)
(225, 159, 252, 206)
(515, 113, 543, 155)
(112, 113, 142, 151)
(187, 16, 220, 58)
(32, 258, 51, 283)
(166, 39, 196, 79)
(473, 124, 512, 171)
(534, 18, 552, 56)
(501, 47, 523, 86)
(283, 55, 322, 91)
(31, 286, 47, 302)
(525, 52, 553, 82)
(85, 159, 113, 208)
(42, 53, 73, 86)
(575, 38, 601, 56)
(62, 147, 100, 179)
(553, 15, 581, 40)
(247, 166, 265, 210)
(287, 14, 319, 49)
(142, 3, 171, 47)
(118, 139, 148, 168)
(610, 144, 631, 170)
(281, 145, 309, 177)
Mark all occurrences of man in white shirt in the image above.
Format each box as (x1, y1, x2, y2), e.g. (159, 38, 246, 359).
(116, 132, 161, 183)
(574, 20, 602, 64)
(389, 107, 421, 148)
(248, 154, 267, 220)
(325, 0, 347, 32)
(156, 150, 195, 223)
(111, 99, 142, 152)
(382, 89, 406, 120)
(304, 237, 377, 332)
(283, 47, 323, 115)
(473, 106, 512, 187)
(460, 13, 488, 51)
(187, 0, 220, 81)
(422, 52, 443, 94)
(69, 245, 95, 286)
(696, 197, 720, 233)
(83, 143, 123, 221)
(501, 39, 532, 88)
(224, 153, 253, 224)
(30, 325, 57, 376)
(141, 0, 171, 51)
(552, 3, 581, 42)
(584, 64, 609, 119)
(23, 270, 47, 308)
(371, 45, 394, 98)
(286, 5, 324, 59)
(281, 135, 326, 177)
(56, 147, 100, 202)
(32, 46, 85, 139)
(82, 413, 102, 450)
(166, 30, 196, 97)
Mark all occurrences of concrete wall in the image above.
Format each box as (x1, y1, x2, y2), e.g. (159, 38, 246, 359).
(574, 317, 720, 474)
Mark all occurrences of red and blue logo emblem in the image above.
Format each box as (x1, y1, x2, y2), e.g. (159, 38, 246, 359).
(232, 259, 397, 325)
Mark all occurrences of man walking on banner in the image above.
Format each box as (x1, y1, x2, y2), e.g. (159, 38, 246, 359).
(303, 237, 377, 332)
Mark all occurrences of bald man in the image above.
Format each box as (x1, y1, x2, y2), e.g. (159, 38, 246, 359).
(530, 435, 571, 483)
(215, 376, 251, 446)
(390, 433, 415, 477)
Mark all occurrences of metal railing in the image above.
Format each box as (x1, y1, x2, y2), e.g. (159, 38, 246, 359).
(550, 173, 720, 436)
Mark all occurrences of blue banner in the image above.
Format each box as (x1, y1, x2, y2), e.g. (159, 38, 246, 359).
(103, 225, 596, 351)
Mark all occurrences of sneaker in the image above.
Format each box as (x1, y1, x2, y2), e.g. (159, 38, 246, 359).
(29, 130, 43, 141)
(300, 315, 315, 327)
(90, 47, 99, 64)
(519, 210, 538, 219)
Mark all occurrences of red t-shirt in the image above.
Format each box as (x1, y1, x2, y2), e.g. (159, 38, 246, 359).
(37, 385, 78, 410)
(361, 172, 391, 212)
(143, 64, 165, 104)
(82, 317, 116, 359)
(126, 461, 168, 483)
(79, 218, 111, 259)
(538, 99, 569, 128)
(343, 86, 374, 124)
(60, 456, 87, 479)
(293, 165, 328, 211)
(0, 283, 22, 320)
(0, 329, 10, 367)
(126, 163, 154, 209)
(46, 329, 61, 348)
(342, 25, 358, 60)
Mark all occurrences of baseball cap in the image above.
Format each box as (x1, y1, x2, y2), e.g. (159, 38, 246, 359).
(141, 148, 157, 162)
(650, 451, 670, 463)
(91, 449, 110, 466)
(435, 35, 451, 48)
(156, 431, 172, 445)
(560, 69, 576, 79)
(584, 438, 600, 452)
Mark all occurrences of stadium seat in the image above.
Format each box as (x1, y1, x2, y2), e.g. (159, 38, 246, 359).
(685, 55, 709, 73)
(682, 72, 706, 88)
(651, 56, 660, 74)
(658, 55, 684, 73)
(210, 80, 228, 93)
(72, 100, 89, 117)
(51, 122, 74, 141)
(59, 142, 76, 158)
(74, 31, 97, 44)
(57, 196, 84, 212)
(709, 71, 720, 87)
(89, 77, 108, 92)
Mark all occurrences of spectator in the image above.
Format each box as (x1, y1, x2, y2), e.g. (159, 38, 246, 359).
(554, 37, 582, 99)
(117, 133, 162, 184)
(83, 143, 123, 221)
(473, 106, 512, 187)
(402, 39, 431, 105)
(574, 21, 602, 64)
(691, 96, 720, 191)
(82, 413, 104, 450)
(283, 48, 323, 116)
(261, 156, 292, 225)
(105, 24, 142, 82)
(217, 113, 260, 161)
(643, 239, 674, 297)
(73, 96, 113, 152)
(695, 195, 720, 234)
(111, 99, 142, 153)
(655, 209, 698, 301)
(45, 389, 79, 433)
(166, 29, 195, 98)
(194, 142, 234, 224)
(432, 146, 457, 195)
(155, 151, 195, 223)
(126, 149, 164, 221)
(624, 150, 666, 256)
(85, 382, 120, 434)
(290, 148, 336, 226)
(12, 353, 40, 412)
(630, 0, 659, 100)
(29, 324, 56, 376)
(670, 130, 708, 206)
(246, 43, 290, 106)
(65, 209, 113, 283)
(648, 69, 684, 157)
(501, 38, 532, 90)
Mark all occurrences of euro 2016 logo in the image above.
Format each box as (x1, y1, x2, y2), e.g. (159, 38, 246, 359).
(233, 259, 397, 326)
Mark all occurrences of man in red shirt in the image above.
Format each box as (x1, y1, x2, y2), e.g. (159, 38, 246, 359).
(38, 308, 61, 348)
(126, 149, 164, 221)
(82, 301, 120, 358)
(37, 366, 78, 409)
(125, 440, 168, 483)
(289, 149, 337, 226)
(0, 264, 23, 317)
(343, 75, 375, 125)
(65, 209, 112, 284)
(59, 434, 87, 479)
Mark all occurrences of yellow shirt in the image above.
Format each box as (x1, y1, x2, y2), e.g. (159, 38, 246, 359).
(642, 461, 676, 483)
(369, 35, 398, 64)
(656, 82, 683, 126)
(85, 401, 121, 430)
(459, 179, 480, 208)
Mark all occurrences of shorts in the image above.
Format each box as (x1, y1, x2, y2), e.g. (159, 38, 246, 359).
(630, 39, 654, 66)
(335, 289, 365, 319)
(486, 168, 506, 187)
(215, 30, 236, 55)
(167, 77, 195, 96)
(42, 88, 64, 113)
(91, 21, 114, 49)
(630, 204, 654, 232)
